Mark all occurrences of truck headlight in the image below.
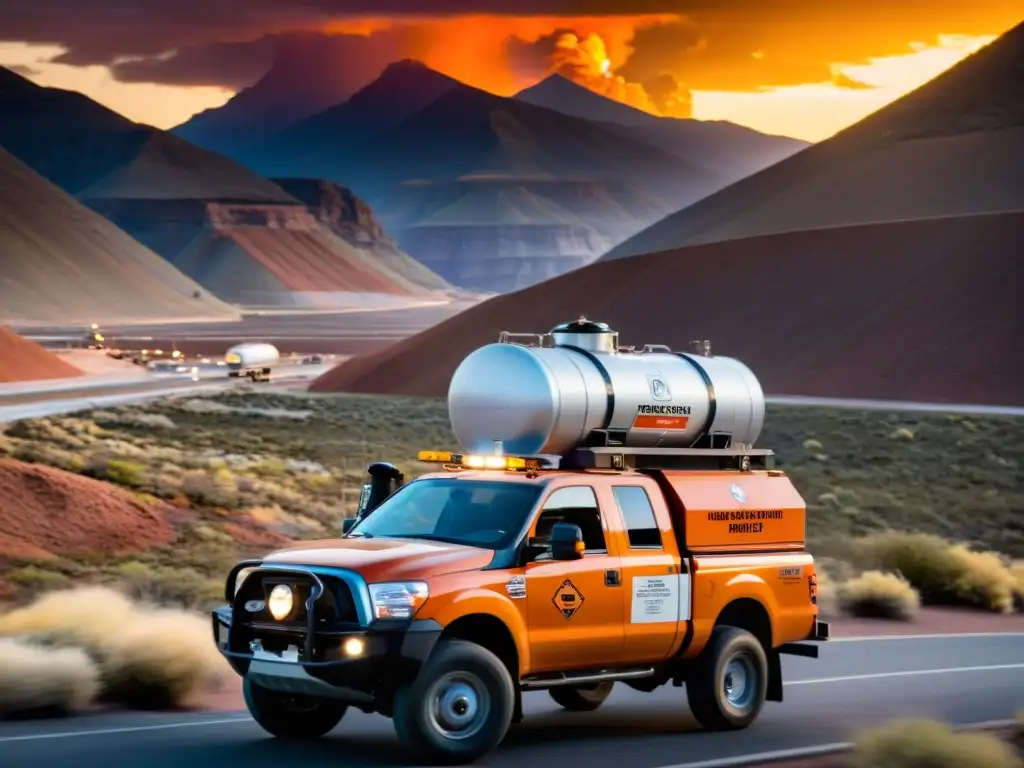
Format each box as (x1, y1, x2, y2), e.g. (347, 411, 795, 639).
(368, 581, 429, 620)
(267, 584, 295, 621)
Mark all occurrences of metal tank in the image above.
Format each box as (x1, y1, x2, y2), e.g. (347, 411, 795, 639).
(447, 318, 765, 456)
(225, 342, 280, 370)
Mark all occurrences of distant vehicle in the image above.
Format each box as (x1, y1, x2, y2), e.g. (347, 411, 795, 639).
(301, 354, 323, 365)
(225, 342, 280, 383)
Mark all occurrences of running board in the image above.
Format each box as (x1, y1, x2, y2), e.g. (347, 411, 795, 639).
(520, 666, 655, 690)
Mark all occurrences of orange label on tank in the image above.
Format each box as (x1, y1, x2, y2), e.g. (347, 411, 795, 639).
(632, 414, 690, 430)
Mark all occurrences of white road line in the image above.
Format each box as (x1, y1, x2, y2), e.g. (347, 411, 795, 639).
(788, 662, 1024, 686)
(0, 717, 252, 743)
(830, 632, 1024, 643)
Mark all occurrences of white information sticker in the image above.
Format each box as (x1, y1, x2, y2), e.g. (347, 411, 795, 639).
(630, 575, 682, 624)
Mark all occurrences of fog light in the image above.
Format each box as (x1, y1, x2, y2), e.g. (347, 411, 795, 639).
(267, 584, 294, 621)
(342, 637, 366, 657)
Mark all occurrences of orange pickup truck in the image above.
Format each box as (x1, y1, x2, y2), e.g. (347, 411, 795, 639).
(212, 319, 829, 764)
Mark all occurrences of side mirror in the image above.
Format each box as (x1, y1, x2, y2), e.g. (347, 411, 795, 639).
(549, 522, 585, 561)
(341, 517, 357, 535)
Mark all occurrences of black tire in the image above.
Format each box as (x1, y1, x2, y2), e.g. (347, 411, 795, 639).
(686, 626, 767, 731)
(549, 681, 615, 712)
(243, 677, 348, 740)
(393, 639, 515, 765)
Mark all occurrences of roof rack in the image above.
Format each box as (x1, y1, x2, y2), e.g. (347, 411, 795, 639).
(560, 446, 775, 472)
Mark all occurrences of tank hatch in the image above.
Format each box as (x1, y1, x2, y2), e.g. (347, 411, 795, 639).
(550, 316, 617, 354)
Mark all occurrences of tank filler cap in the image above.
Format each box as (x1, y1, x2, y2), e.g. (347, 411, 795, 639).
(550, 317, 612, 334)
(550, 317, 618, 354)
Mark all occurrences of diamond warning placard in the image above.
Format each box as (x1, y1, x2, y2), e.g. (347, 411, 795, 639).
(552, 579, 585, 620)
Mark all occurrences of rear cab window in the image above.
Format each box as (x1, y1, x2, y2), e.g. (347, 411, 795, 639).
(612, 485, 663, 549)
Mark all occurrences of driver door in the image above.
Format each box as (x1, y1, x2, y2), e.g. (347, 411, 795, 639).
(524, 485, 625, 673)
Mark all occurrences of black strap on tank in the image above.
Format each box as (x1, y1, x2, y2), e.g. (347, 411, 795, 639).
(561, 345, 615, 430)
(673, 353, 717, 445)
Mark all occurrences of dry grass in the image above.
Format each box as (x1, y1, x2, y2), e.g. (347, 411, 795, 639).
(837, 570, 921, 621)
(0, 586, 230, 710)
(855, 531, 1019, 613)
(0, 638, 100, 718)
(846, 718, 1021, 768)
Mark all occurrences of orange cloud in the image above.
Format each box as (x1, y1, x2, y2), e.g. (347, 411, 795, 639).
(323, 14, 688, 116)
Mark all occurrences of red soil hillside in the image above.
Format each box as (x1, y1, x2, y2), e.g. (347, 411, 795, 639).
(0, 458, 177, 561)
(0, 327, 83, 384)
(87, 199, 432, 309)
(311, 211, 1024, 407)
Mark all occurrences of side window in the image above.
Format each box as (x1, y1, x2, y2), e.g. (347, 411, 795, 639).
(533, 486, 607, 553)
(612, 486, 662, 549)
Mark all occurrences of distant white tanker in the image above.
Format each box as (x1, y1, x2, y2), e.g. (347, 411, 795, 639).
(225, 342, 280, 382)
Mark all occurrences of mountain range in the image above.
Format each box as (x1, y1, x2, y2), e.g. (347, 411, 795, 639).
(174, 60, 808, 292)
(313, 24, 1024, 407)
(0, 65, 453, 316)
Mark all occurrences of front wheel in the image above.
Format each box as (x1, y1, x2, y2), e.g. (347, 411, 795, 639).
(393, 639, 515, 764)
(549, 681, 614, 711)
(686, 626, 767, 731)
(243, 678, 348, 739)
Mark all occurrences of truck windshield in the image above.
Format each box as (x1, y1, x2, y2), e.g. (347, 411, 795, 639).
(348, 478, 543, 549)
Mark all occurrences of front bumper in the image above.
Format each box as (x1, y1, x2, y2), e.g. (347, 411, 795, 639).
(212, 564, 442, 705)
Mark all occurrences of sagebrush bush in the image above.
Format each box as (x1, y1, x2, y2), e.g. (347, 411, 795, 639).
(855, 532, 1017, 612)
(1009, 561, 1024, 612)
(0, 587, 229, 711)
(846, 718, 1020, 768)
(0, 638, 100, 717)
(837, 570, 920, 620)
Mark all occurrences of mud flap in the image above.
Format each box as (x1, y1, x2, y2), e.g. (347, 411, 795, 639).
(767, 650, 783, 702)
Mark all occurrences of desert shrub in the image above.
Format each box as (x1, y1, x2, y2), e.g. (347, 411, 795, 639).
(0, 638, 100, 718)
(846, 718, 1020, 768)
(181, 470, 238, 507)
(1009, 561, 1024, 612)
(113, 562, 222, 610)
(814, 566, 838, 618)
(0, 587, 229, 711)
(837, 570, 920, 620)
(945, 545, 1016, 614)
(6, 566, 72, 598)
(855, 532, 1016, 612)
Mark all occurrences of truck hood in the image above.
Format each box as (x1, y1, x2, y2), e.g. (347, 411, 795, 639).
(261, 537, 494, 582)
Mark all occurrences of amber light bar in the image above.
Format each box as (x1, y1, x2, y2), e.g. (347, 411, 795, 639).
(416, 450, 539, 471)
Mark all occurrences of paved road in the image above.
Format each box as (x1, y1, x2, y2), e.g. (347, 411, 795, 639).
(0, 364, 332, 423)
(1, 635, 1021, 768)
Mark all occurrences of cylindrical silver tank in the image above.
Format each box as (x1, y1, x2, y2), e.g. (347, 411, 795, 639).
(448, 320, 765, 456)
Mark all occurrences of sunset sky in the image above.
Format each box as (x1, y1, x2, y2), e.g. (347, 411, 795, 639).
(0, 2, 1018, 142)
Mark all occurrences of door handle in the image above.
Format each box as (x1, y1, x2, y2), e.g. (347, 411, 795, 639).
(605, 569, 621, 587)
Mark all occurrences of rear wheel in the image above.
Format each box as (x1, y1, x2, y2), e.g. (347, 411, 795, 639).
(686, 626, 767, 731)
(549, 681, 614, 711)
(393, 639, 515, 764)
(243, 677, 348, 739)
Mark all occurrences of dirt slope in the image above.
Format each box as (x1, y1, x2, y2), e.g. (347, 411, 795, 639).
(271, 178, 453, 293)
(0, 458, 177, 561)
(0, 328, 83, 383)
(514, 75, 808, 182)
(312, 211, 1024, 406)
(0, 146, 240, 325)
(602, 23, 1024, 260)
